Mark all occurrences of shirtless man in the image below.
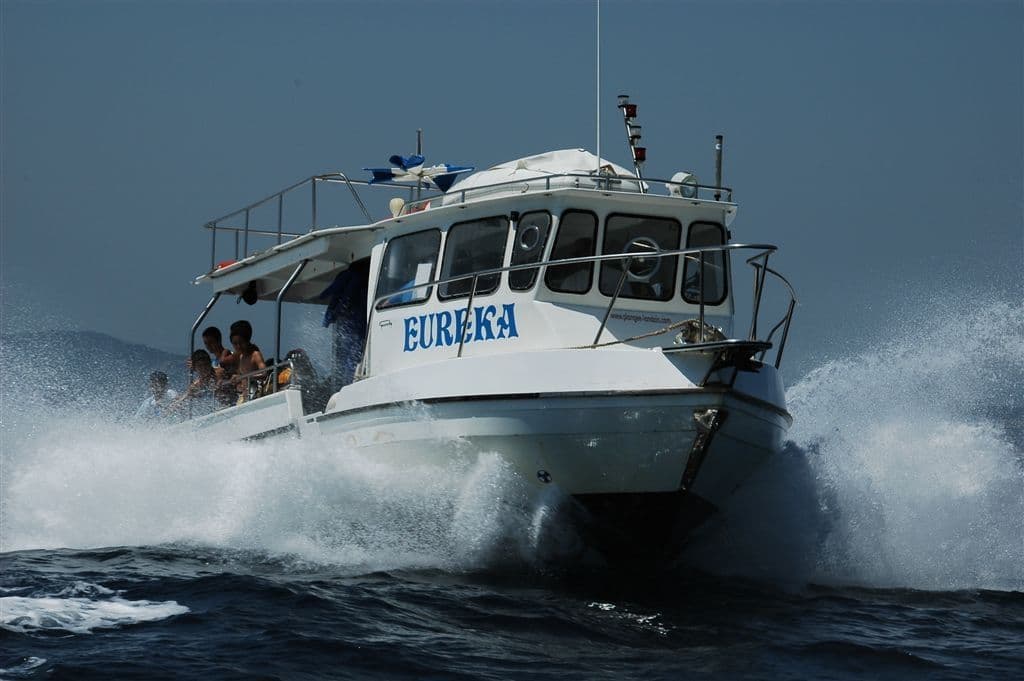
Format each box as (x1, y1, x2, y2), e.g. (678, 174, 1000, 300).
(229, 320, 266, 401)
(201, 326, 235, 372)
(200, 326, 238, 405)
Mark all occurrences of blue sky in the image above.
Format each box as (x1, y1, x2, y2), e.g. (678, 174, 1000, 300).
(2, 0, 1021, 380)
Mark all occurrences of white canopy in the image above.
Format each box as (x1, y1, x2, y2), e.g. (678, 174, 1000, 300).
(442, 149, 645, 205)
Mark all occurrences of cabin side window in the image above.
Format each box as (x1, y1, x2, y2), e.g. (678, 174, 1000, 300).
(599, 214, 681, 301)
(375, 229, 441, 309)
(509, 211, 552, 291)
(545, 210, 597, 294)
(682, 221, 728, 305)
(438, 216, 509, 299)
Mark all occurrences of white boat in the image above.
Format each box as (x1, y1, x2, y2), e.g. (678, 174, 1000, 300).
(183, 102, 796, 556)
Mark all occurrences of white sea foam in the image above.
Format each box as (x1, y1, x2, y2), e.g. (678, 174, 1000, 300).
(686, 300, 1024, 590)
(0, 413, 545, 572)
(2, 302, 1021, 589)
(0, 581, 188, 635)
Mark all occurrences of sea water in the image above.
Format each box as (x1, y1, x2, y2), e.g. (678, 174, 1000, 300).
(1, 302, 1021, 680)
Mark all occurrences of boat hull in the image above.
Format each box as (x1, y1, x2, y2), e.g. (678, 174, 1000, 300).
(184, 349, 790, 553)
(309, 389, 789, 548)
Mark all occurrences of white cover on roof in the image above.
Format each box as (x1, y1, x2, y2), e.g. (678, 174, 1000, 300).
(442, 149, 645, 205)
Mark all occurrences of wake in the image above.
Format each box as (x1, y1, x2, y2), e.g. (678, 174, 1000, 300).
(2, 302, 1022, 590)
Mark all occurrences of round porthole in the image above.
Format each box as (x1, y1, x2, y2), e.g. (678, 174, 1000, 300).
(519, 224, 541, 252)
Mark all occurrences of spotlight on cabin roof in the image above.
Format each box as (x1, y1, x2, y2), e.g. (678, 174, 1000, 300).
(388, 197, 405, 218)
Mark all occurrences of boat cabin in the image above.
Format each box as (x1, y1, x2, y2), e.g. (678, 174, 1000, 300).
(189, 147, 793, 428)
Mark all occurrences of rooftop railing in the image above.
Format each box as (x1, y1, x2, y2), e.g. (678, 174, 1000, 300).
(202, 171, 735, 272)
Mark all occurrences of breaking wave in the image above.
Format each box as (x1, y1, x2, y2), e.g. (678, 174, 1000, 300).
(0, 417, 563, 572)
(686, 300, 1024, 591)
(2, 301, 1022, 591)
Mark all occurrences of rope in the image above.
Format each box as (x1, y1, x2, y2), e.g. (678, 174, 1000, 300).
(571, 318, 694, 350)
(573, 318, 728, 350)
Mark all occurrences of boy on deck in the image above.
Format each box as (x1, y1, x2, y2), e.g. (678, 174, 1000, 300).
(229, 320, 266, 402)
(201, 326, 235, 373)
(200, 326, 238, 406)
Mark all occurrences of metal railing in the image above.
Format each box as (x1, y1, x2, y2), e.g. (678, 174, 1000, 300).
(232, 359, 299, 403)
(401, 172, 733, 214)
(202, 171, 736, 271)
(359, 242, 796, 378)
(204, 172, 376, 271)
(178, 359, 298, 421)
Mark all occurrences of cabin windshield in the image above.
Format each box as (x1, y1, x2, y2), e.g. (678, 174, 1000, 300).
(376, 229, 441, 308)
(599, 214, 681, 301)
(545, 210, 597, 294)
(439, 216, 508, 299)
(682, 221, 728, 304)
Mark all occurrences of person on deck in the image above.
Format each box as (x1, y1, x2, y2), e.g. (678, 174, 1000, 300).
(201, 326, 235, 373)
(200, 326, 237, 406)
(133, 371, 178, 420)
(229, 320, 266, 402)
(170, 350, 219, 416)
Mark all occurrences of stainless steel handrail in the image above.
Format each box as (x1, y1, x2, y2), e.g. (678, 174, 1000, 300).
(748, 263, 798, 368)
(275, 260, 309, 388)
(232, 359, 298, 405)
(179, 358, 298, 421)
(358, 242, 796, 377)
(401, 172, 734, 213)
(205, 172, 382, 270)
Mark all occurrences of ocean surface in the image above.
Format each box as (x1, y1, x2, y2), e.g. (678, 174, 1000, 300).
(2, 302, 1022, 680)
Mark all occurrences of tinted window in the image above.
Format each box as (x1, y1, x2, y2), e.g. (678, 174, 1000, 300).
(439, 216, 508, 299)
(682, 222, 728, 305)
(375, 229, 440, 309)
(509, 211, 552, 291)
(599, 214, 681, 301)
(545, 211, 597, 294)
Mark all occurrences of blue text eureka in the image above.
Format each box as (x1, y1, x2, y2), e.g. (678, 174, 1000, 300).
(403, 303, 519, 352)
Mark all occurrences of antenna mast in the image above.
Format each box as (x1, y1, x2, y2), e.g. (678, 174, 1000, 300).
(596, 0, 601, 175)
(415, 128, 423, 201)
(617, 95, 646, 192)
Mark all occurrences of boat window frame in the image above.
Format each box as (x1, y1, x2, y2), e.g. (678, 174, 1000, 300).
(681, 220, 730, 306)
(374, 227, 442, 310)
(509, 210, 553, 292)
(544, 209, 599, 295)
(599, 212, 682, 302)
(437, 215, 510, 301)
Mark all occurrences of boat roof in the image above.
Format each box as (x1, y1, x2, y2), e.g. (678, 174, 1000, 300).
(196, 224, 380, 302)
(195, 148, 737, 303)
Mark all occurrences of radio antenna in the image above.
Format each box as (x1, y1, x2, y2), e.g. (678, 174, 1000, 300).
(596, 0, 601, 175)
(415, 128, 423, 201)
